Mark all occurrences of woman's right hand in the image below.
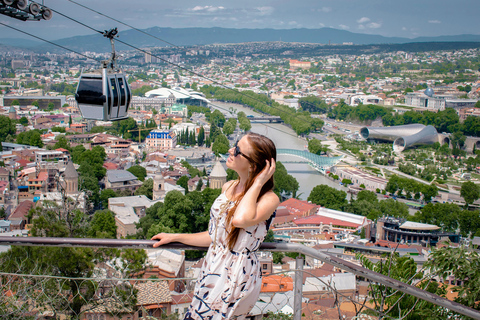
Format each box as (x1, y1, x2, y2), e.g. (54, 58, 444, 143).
(151, 233, 177, 248)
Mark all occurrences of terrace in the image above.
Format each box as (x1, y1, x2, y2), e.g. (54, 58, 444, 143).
(0, 237, 479, 319)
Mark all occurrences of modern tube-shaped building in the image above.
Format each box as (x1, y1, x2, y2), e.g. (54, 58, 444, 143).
(360, 124, 438, 152)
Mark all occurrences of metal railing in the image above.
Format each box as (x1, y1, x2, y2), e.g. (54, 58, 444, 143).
(1, 236, 480, 320)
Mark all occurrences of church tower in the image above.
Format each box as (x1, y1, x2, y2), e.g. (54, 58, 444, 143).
(209, 160, 227, 189)
(153, 171, 165, 200)
(63, 161, 78, 194)
(8, 106, 17, 120)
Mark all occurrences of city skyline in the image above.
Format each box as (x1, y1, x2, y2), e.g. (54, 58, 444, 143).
(0, 0, 479, 42)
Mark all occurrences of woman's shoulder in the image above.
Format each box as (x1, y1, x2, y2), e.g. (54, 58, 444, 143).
(260, 190, 280, 206)
(222, 180, 237, 193)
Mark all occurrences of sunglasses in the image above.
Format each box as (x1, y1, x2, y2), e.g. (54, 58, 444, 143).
(234, 141, 254, 163)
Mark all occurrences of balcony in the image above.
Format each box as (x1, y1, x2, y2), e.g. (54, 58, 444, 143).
(0, 236, 479, 320)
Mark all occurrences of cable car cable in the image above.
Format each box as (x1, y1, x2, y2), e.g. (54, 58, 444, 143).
(0, 21, 100, 62)
(36, 2, 323, 131)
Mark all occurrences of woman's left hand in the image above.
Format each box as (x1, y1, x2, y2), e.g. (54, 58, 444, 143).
(254, 158, 276, 186)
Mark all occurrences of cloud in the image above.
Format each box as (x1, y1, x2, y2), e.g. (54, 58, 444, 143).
(318, 7, 332, 13)
(256, 6, 274, 16)
(289, 21, 298, 26)
(358, 25, 365, 30)
(357, 17, 370, 24)
(338, 24, 350, 30)
(428, 20, 441, 24)
(367, 22, 382, 29)
(319, 23, 325, 27)
(191, 6, 225, 12)
(402, 27, 407, 31)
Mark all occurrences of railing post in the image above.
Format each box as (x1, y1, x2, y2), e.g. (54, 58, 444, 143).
(294, 256, 304, 320)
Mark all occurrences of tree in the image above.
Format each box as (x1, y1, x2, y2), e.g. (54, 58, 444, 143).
(308, 138, 328, 155)
(100, 189, 118, 209)
(197, 126, 205, 146)
(308, 184, 347, 211)
(177, 175, 189, 193)
(88, 209, 117, 238)
(356, 190, 378, 204)
(135, 178, 153, 199)
(426, 246, 480, 314)
(460, 181, 480, 206)
(0, 115, 16, 151)
(358, 252, 448, 319)
(273, 162, 299, 198)
(53, 136, 70, 150)
(211, 134, 230, 156)
(16, 129, 43, 148)
(18, 116, 28, 126)
(127, 165, 147, 181)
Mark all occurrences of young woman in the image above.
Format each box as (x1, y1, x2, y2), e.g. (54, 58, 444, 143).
(151, 132, 279, 319)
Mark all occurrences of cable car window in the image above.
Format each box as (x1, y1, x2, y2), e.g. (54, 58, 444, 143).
(110, 78, 119, 107)
(76, 78, 104, 105)
(118, 77, 126, 105)
(124, 78, 131, 113)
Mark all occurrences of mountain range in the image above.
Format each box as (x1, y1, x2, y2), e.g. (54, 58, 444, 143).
(1, 27, 480, 53)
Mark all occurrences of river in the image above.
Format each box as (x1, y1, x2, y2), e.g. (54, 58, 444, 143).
(209, 101, 347, 200)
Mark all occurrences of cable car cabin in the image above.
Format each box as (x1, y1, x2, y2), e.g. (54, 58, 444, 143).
(75, 68, 131, 121)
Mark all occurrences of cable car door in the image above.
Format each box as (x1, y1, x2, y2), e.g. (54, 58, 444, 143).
(109, 76, 119, 120)
(117, 75, 128, 118)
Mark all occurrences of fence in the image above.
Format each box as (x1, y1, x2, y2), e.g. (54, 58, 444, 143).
(0, 236, 479, 320)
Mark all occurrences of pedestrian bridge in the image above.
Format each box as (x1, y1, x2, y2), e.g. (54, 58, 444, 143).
(222, 149, 342, 172)
(277, 149, 343, 172)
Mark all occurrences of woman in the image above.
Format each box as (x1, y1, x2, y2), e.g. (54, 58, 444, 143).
(151, 132, 279, 319)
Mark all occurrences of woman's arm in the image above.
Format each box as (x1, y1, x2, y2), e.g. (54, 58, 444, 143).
(151, 231, 211, 248)
(231, 159, 280, 229)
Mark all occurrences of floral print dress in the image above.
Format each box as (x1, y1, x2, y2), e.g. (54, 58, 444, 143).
(184, 192, 275, 320)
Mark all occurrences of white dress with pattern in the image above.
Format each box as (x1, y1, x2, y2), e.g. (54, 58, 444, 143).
(184, 192, 274, 320)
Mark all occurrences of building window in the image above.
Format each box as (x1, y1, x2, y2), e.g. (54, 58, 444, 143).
(262, 264, 268, 270)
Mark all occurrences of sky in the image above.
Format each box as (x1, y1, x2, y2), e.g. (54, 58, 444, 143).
(1, 0, 479, 41)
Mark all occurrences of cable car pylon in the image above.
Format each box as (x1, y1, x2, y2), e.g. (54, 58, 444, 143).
(75, 27, 132, 122)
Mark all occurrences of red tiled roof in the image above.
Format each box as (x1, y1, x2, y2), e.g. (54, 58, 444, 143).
(10, 200, 34, 220)
(294, 215, 361, 229)
(279, 198, 318, 215)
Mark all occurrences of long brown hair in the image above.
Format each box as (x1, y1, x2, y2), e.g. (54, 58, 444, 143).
(225, 132, 276, 250)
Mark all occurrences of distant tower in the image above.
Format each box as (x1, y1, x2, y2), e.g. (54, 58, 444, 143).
(8, 106, 17, 120)
(209, 160, 227, 189)
(153, 171, 165, 200)
(64, 161, 78, 194)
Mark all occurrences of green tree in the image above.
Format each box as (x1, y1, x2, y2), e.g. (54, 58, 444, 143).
(88, 209, 117, 238)
(426, 246, 480, 314)
(18, 116, 28, 126)
(0, 115, 16, 151)
(212, 134, 230, 156)
(177, 175, 189, 193)
(308, 184, 347, 211)
(100, 189, 118, 209)
(53, 136, 71, 150)
(273, 162, 299, 198)
(16, 129, 43, 148)
(127, 165, 147, 182)
(358, 253, 448, 319)
(460, 181, 480, 206)
(135, 178, 153, 199)
(308, 138, 328, 155)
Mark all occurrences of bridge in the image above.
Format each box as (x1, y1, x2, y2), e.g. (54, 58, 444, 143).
(222, 149, 342, 172)
(277, 149, 343, 172)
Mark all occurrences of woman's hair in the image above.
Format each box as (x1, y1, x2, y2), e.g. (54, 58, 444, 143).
(225, 132, 277, 250)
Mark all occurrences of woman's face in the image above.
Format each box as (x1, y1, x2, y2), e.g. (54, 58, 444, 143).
(226, 136, 254, 173)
